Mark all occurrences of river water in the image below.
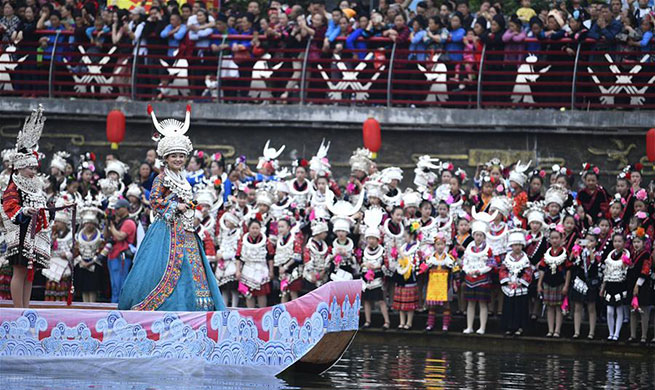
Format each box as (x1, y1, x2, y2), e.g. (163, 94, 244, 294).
(2, 338, 653, 389)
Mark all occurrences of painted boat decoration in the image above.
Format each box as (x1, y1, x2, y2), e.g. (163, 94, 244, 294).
(0, 280, 361, 377)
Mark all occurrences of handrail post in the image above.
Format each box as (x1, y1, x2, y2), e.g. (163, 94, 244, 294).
(476, 43, 486, 109)
(299, 38, 312, 105)
(570, 42, 582, 110)
(130, 40, 140, 101)
(48, 30, 61, 99)
(215, 35, 228, 104)
(386, 42, 397, 108)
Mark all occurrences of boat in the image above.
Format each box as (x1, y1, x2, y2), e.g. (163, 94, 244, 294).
(0, 280, 361, 377)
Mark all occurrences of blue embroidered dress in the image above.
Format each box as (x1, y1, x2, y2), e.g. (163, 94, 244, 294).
(118, 172, 225, 311)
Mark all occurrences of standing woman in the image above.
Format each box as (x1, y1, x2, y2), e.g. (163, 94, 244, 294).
(118, 105, 225, 312)
(2, 106, 52, 308)
(537, 227, 571, 338)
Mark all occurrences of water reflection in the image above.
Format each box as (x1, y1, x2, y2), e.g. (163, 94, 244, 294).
(1, 341, 654, 389)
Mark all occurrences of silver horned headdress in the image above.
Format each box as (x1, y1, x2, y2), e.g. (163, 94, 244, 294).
(148, 104, 193, 158)
(13, 104, 46, 169)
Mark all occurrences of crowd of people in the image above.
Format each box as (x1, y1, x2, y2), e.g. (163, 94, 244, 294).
(1, 0, 654, 102)
(1, 106, 654, 343)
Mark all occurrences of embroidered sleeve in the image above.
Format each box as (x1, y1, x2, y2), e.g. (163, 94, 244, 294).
(203, 231, 216, 258)
(2, 182, 24, 224)
(235, 237, 244, 260)
(266, 239, 275, 260)
(149, 176, 177, 222)
(520, 266, 534, 286)
(293, 232, 303, 262)
(640, 255, 651, 278)
(499, 264, 509, 284)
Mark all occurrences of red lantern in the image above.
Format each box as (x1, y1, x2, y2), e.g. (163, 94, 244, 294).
(106, 110, 126, 150)
(362, 117, 381, 159)
(647, 128, 655, 162)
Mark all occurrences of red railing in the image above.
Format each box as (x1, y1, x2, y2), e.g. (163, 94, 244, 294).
(1, 30, 654, 109)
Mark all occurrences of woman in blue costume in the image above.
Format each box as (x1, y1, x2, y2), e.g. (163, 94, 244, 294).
(118, 105, 225, 311)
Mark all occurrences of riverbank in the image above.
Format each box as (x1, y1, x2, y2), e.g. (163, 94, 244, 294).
(359, 310, 654, 357)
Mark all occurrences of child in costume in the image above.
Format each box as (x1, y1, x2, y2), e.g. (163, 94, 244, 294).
(393, 222, 420, 329)
(499, 229, 533, 336)
(303, 219, 331, 289)
(570, 230, 602, 339)
(601, 233, 630, 341)
(215, 211, 241, 307)
(462, 208, 496, 335)
(537, 226, 571, 338)
(360, 208, 391, 330)
(274, 217, 303, 303)
(237, 219, 275, 308)
(425, 232, 458, 331)
(627, 232, 651, 343)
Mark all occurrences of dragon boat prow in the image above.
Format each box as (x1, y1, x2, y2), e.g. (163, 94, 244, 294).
(0, 280, 361, 377)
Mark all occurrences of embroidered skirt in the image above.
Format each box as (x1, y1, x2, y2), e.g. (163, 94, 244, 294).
(603, 281, 627, 307)
(464, 284, 490, 302)
(392, 284, 419, 311)
(542, 283, 564, 306)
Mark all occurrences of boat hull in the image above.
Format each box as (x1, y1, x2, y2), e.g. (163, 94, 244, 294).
(0, 280, 361, 377)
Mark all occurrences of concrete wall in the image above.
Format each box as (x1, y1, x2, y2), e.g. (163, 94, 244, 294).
(0, 98, 650, 185)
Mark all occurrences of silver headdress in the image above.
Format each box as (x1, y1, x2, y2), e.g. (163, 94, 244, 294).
(50, 151, 70, 172)
(80, 193, 103, 225)
(257, 140, 285, 171)
(326, 188, 364, 233)
(349, 148, 373, 174)
(148, 104, 193, 157)
(13, 105, 45, 169)
(509, 160, 532, 187)
(309, 138, 331, 176)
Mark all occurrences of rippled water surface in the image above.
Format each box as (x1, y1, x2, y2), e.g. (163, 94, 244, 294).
(2, 338, 654, 389)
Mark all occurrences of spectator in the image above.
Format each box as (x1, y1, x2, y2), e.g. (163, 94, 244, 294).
(480, 14, 506, 104)
(445, 13, 465, 63)
(346, 15, 370, 59)
(633, 0, 652, 25)
(188, 9, 215, 90)
(180, 2, 192, 23)
(160, 12, 187, 57)
(588, 4, 622, 46)
(409, 15, 428, 62)
(425, 15, 448, 52)
(0, 2, 21, 42)
(105, 199, 136, 303)
(502, 14, 527, 64)
(516, 0, 536, 26)
(455, 0, 474, 29)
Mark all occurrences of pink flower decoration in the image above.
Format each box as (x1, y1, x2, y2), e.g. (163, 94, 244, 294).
(446, 195, 454, 205)
(574, 214, 580, 221)
(334, 254, 343, 266)
(496, 184, 504, 193)
(309, 209, 316, 221)
(218, 259, 225, 270)
(238, 282, 250, 296)
(631, 296, 640, 312)
(321, 157, 329, 164)
(364, 269, 375, 281)
(419, 263, 429, 274)
(354, 248, 362, 258)
(290, 202, 297, 209)
(346, 182, 356, 194)
(280, 279, 289, 291)
(622, 253, 631, 266)
(592, 227, 601, 235)
(390, 247, 398, 259)
(561, 296, 569, 314)
(592, 166, 599, 174)
(636, 189, 647, 201)
(197, 151, 204, 158)
(450, 247, 458, 257)
(555, 224, 565, 233)
(417, 232, 424, 242)
(463, 213, 471, 222)
(636, 211, 647, 219)
(427, 194, 433, 201)
(243, 187, 250, 194)
(571, 244, 582, 257)
(539, 170, 546, 178)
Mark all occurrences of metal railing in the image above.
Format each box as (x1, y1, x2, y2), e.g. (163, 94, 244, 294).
(1, 30, 654, 109)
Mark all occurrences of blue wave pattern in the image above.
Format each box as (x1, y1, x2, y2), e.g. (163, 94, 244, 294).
(0, 294, 360, 369)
